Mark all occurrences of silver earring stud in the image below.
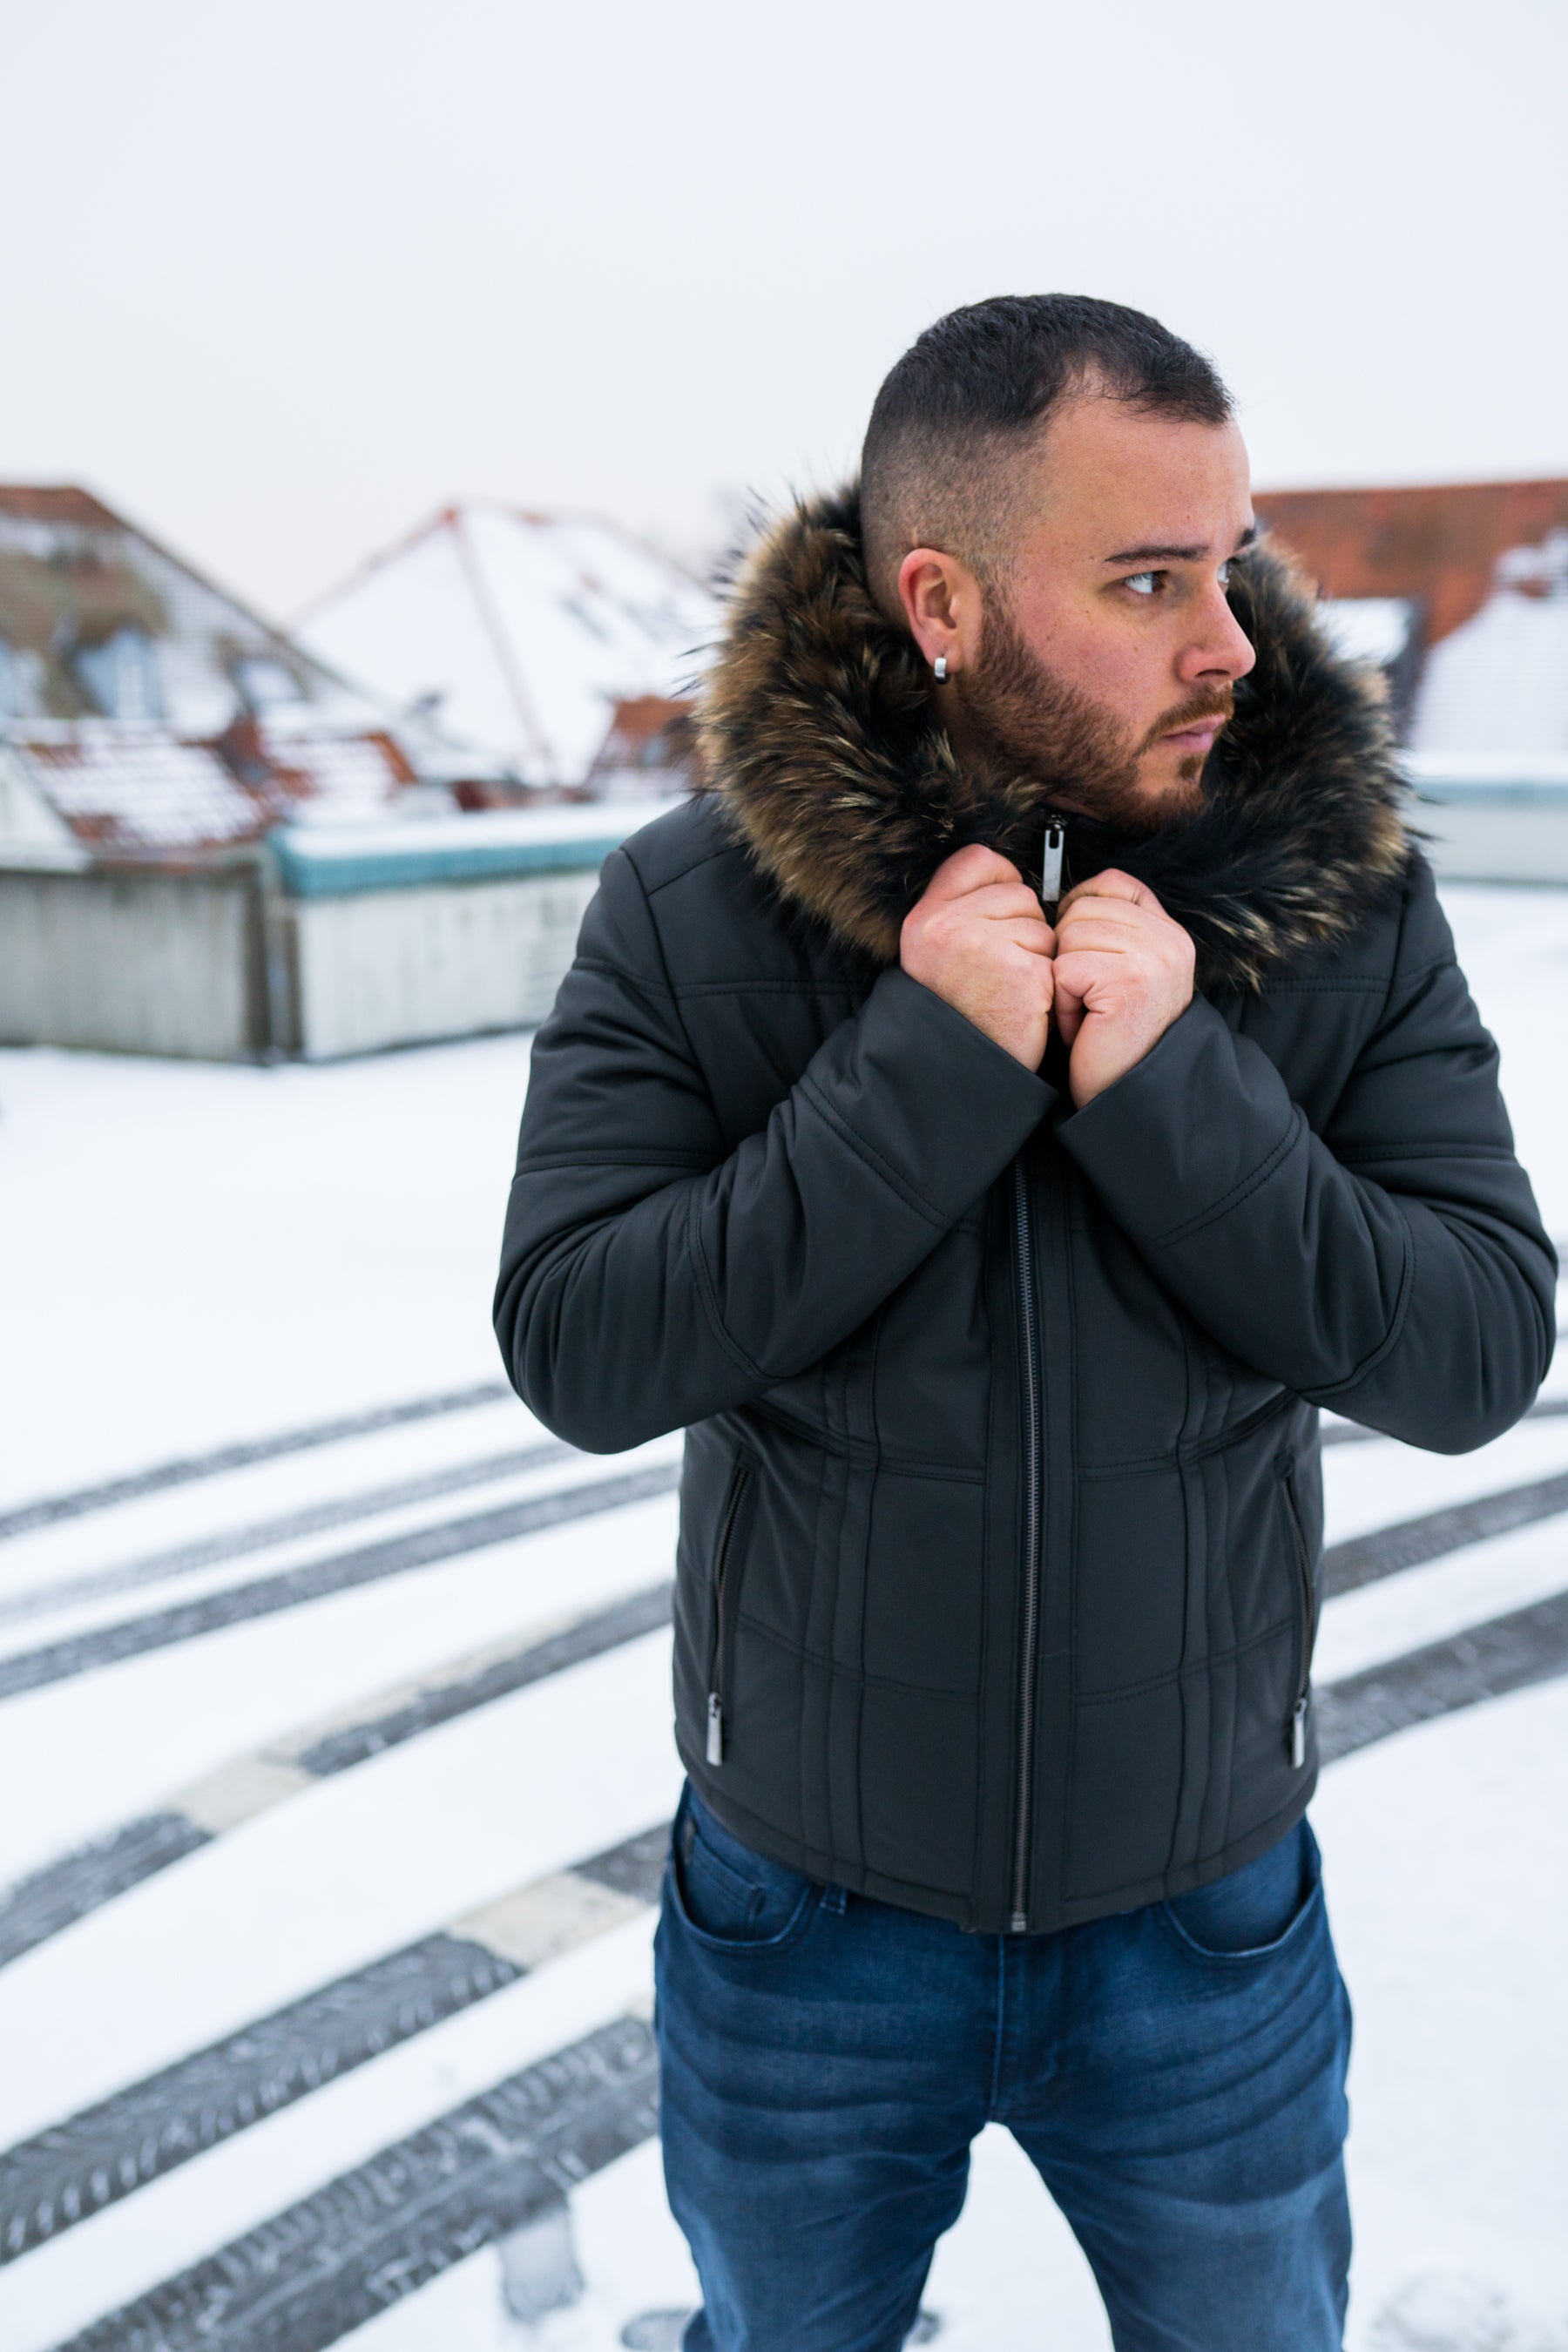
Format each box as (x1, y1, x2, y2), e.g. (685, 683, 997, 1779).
(933, 653, 949, 683)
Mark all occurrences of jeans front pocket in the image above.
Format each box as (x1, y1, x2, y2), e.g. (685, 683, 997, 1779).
(669, 1784, 819, 1954)
(1159, 1820, 1321, 1963)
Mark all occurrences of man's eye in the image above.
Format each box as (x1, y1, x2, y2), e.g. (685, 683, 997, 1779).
(1124, 571, 1160, 597)
(1217, 561, 1232, 588)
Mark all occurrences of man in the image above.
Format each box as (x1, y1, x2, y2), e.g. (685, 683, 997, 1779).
(494, 296, 1554, 2350)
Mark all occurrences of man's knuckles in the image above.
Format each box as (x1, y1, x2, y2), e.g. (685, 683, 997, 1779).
(924, 844, 1023, 900)
(1059, 867, 1157, 913)
(1052, 950, 1159, 1012)
(909, 901, 1049, 961)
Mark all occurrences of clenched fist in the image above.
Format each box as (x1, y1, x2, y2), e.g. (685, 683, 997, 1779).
(1052, 869, 1195, 1107)
(901, 845, 1056, 1070)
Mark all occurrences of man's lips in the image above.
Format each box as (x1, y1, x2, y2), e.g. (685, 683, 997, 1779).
(1160, 718, 1227, 754)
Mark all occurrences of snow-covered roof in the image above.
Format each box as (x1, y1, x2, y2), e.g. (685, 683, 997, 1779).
(3, 721, 421, 855)
(0, 486, 381, 740)
(1409, 531, 1568, 757)
(293, 504, 719, 788)
(0, 486, 484, 858)
(270, 801, 659, 896)
(1318, 598, 1417, 671)
(1254, 479, 1568, 651)
(13, 729, 259, 849)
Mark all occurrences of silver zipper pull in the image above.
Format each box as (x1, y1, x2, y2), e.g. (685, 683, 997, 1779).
(1290, 1696, 1308, 1769)
(706, 1693, 725, 1767)
(1040, 818, 1065, 912)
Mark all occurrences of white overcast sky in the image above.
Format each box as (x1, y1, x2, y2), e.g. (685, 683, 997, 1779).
(3, 0, 1564, 618)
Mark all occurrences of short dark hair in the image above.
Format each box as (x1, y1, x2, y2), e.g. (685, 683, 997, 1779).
(860, 294, 1233, 613)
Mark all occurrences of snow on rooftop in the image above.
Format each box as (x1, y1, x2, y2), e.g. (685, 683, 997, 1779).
(0, 487, 481, 855)
(278, 801, 661, 852)
(1318, 597, 1416, 671)
(0, 492, 382, 744)
(294, 504, 719, 788)
(262, 729, 409, 820)
(1405, 749, 1568, 789)
(1409, 532, 1568, 758)
(2, 724, 436, 858)
(269, 796, 666, 896)
(11, 730, 260, 849)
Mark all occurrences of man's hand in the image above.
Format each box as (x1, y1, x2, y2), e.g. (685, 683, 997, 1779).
(1052, 869, 1195, 1108)
(901, 844, 1056, 1070)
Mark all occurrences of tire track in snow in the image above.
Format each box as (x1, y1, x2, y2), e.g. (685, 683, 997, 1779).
(0, 1465, 679, 1703)
(1317, 1584, 1568, 1761)
(0, 1825, 668, 2263)
(30, 1590, 1568, 2342)
(9, 1447, 1568, 1970)
(8, 1429, 1559, 1705)
(51, 2012, 661, 2352)
(0, 1814, 214, 1974)
(0, 1440, 577, 1631)
(0, 1384, 513, 1544)
(1323, 1463, 1568, 1595)
(0, 1583, 674, 1970)
(8, 1220, 1562, 1544)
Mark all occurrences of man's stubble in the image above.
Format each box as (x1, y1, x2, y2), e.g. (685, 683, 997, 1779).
(954, 585, 1233, 834)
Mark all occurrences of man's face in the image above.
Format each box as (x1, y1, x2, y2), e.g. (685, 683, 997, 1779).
(950, 395, 1257, 826)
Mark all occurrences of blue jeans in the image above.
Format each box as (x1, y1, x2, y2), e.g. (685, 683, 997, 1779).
(655, 1786, 1351, 2352)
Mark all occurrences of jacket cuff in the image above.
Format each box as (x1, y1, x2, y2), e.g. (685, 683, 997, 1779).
(1057, 996, 1298, 1247)
(819, 965, 1054, 1225)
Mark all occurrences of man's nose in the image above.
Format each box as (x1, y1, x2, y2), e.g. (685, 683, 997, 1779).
(1179, 584, 1256, 686)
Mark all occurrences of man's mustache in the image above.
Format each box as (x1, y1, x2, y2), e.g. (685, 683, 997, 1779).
(1136, 686, 1235, 755)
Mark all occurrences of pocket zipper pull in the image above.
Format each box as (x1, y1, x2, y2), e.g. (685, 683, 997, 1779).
(706, 1693, 725, 1767)
(1290, 1696, 1308, 1770)
(1040, 818, 1066, 913)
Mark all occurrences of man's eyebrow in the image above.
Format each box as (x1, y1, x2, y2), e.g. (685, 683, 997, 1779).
(1101, 523, 1259, 565)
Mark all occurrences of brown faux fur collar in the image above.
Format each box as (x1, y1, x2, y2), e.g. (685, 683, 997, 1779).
(699, 484, 1411, 993)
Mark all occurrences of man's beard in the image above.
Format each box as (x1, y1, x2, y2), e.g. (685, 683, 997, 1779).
(953, 591, 1233, 833)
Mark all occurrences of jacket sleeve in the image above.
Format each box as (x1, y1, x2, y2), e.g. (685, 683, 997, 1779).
(1058, 855, 1556, 1452)
(494, 843, 1052, 1451)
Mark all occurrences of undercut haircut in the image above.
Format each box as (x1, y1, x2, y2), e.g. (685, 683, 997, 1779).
(860, 294, 1233, 617)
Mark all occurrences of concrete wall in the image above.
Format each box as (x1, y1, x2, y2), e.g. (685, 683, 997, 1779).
(13, 784, 1564, 1066)
(1418, 796, 1568, 886)
(0, 858, 608, 1062)
(290, 870, 602, 1059)
(0, 867, 263, 1058)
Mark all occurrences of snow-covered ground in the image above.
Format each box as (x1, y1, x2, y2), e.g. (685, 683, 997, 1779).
(1, 883, 1566, 2352)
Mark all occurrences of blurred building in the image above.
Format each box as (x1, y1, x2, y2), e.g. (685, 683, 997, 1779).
(1254, 479, 1568, 752)
(293, 504, 719, 794)
(0, 483, 523, 1063)
(0, 484, 502, 868)
(583, 695, 701, 798)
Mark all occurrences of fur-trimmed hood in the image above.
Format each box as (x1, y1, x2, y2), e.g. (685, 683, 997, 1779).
(699, 485, 1411, 993)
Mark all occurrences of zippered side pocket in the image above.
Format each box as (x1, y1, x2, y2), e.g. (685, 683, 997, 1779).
(1277, 1451, 1316, 1769)
(706, 1454, 756, 1767)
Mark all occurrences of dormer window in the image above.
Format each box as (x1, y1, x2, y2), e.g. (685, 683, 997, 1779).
(0, 633, 44, 725)
(73, 625, 163, 721)
(233, 654, 306, 712)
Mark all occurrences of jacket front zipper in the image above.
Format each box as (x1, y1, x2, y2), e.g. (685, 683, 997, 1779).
(1039, 814, 1068, 913)
(706, 1459, 753, 1766)
(1279, 1453, 1315, 1768)
(1010, 1155, 1044, 1930)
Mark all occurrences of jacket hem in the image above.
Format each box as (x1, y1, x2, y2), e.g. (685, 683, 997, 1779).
(675, 1740, 1318, 1937)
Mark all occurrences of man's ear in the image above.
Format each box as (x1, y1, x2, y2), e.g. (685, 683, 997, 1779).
(897, 547, 985, 679)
